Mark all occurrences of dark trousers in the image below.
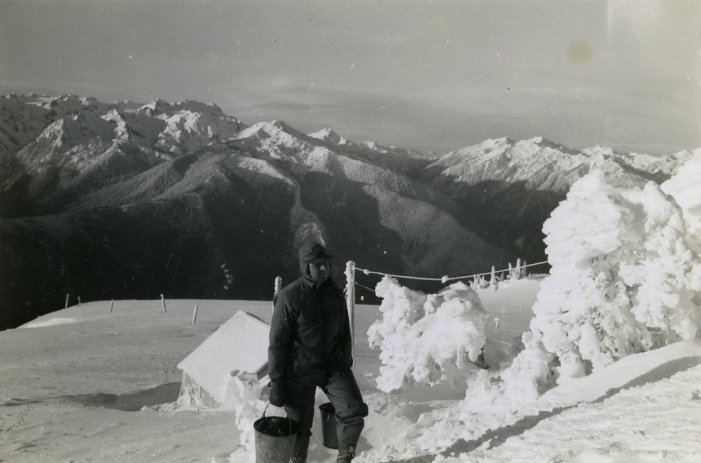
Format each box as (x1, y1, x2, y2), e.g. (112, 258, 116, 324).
(284, 369, 367, 461)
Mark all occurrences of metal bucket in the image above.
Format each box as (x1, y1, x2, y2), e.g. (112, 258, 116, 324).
(253, 405, 299, 463)
(319, 402, 338, 449)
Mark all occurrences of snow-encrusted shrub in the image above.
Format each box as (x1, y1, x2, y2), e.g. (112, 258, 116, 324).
(662, 149, 701, 254)
(368, 276, 488, 392)
(525, 170, 701, 384)
(222, 371, 266, 460)
(458, 329, 558, 415)
(458, 168, 701, 410)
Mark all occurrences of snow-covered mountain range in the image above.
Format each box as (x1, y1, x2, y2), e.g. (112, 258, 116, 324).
(420, 136, 691, 257)
(0, 94, 694, 330)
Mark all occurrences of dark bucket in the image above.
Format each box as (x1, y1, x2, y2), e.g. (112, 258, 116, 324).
(319, 402, 338, 449)
(253, 407, 299, 463)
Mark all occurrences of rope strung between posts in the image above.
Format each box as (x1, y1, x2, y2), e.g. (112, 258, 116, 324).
(353, 260, 549, 283)
(354, 282, 377, 294)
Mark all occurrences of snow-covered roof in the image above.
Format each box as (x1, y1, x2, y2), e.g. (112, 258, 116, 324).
(177, 310, 270, 403)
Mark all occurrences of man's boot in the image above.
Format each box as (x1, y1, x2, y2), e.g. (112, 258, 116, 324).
(289, 431, 310, 463)
(337, 446, 356, 462)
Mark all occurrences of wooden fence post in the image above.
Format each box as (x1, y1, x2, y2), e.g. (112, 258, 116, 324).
(345, 261, 356, 350)
(274, 277, 282, 295)
(65, 293, 70, 309)
(273, 276, 282, 314)
(161, 294, 167, 313)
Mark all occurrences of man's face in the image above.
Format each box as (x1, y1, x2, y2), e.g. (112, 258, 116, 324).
(308, 258, 330, 283)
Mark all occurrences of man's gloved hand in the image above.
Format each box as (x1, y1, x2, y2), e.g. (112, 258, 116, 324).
(269, 381, 285, 407)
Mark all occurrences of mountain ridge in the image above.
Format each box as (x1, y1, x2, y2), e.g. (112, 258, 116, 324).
(0, 93, 694, 330)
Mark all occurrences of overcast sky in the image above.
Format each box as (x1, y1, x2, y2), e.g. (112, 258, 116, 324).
(1, 0, 699, 155)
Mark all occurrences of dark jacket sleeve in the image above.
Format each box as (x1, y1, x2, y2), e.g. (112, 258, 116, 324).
(268, 292, 294, 404)
(337, 286, 354, 368)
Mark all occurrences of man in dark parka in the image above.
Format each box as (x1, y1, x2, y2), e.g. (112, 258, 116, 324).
(268, 242, 368, 463)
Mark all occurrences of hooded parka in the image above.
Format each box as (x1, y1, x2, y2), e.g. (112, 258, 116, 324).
(268, 243, 353, 394)
(267, 242, 366, 462)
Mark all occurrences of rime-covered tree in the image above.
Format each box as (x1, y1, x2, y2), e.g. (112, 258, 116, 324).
(520, 171, 701, 384)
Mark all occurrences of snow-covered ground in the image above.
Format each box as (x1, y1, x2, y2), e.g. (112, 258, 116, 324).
(1, 279, 700, 462)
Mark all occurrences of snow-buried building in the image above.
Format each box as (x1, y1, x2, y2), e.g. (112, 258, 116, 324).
(177, 311, 270, 407)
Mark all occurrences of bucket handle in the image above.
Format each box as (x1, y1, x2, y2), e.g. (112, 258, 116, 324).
(262, 403, 293, 436)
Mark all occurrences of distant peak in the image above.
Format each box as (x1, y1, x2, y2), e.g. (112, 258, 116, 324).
(270, 120, 290, 130)
(488, 137, 513, 147)
(362, 140, 399, 153)
(234, 120, 305, 142)
(440, 136, 582, 163)
(136, 98, 170, 115)
(251, 120, 293, 133)
(583, 146, 617, 157)
(309, 127, 336, 138)
(175, 99, 226, 116)
(512, 136, 558, 148)
(79, 96, 99, 106)
(507, 136, 581, 156)
(271, 120, 309, 139)
(100, 108, 126, 123)
(451, 137, 512, 154)
(308, 128, 348, 145)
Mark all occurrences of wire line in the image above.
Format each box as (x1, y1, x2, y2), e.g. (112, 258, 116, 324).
(354, 260, 549, 282)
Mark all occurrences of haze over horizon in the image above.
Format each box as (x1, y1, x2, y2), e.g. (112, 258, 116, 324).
(1, 0, 699, 156)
